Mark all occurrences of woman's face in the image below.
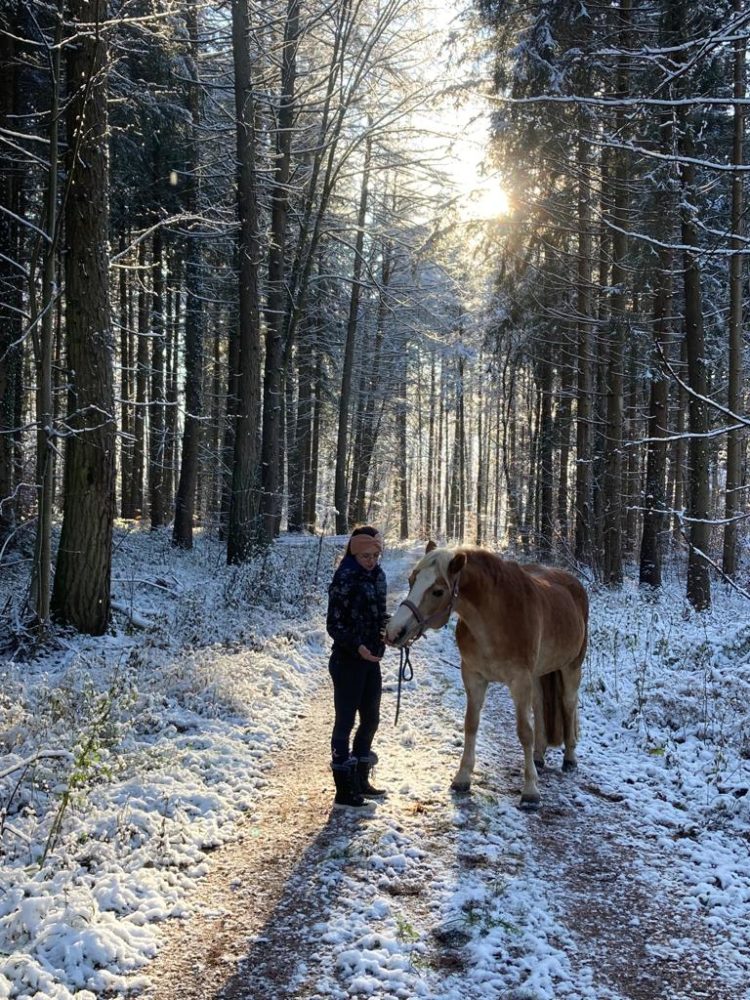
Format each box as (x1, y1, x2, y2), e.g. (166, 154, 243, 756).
(354, 546, 380, 570)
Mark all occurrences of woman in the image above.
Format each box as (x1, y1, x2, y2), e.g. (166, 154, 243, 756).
(326, 525, 388, 808)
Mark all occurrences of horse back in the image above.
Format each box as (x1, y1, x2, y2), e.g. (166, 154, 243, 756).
(524, 564, 588, 620)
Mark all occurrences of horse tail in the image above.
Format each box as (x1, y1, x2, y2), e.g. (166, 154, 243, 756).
(540, 670, 565, 747)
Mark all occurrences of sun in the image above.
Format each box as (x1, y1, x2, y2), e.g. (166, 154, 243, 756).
(442, 119, 511, 222)
(461, 181, 511, 221)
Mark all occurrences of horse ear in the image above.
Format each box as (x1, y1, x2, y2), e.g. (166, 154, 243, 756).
(425, 539, 437, 553)
(448, 552, 466, 576)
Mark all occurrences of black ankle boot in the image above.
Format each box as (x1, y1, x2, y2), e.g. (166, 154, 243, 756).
(357, 757, 386, 797)
(332, 759, 367, 808)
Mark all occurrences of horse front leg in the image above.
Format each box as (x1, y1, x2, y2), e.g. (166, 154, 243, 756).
(510, 675, 540, 808)
(451, 670, 488, 792)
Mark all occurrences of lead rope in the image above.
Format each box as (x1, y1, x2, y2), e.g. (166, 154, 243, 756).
(394, 644, 414, 726)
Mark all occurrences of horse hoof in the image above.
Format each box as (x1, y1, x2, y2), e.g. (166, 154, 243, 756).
(534, 758, 545, 771)
(562, 759, 578, 773)
(451, 779, 471, 793)
(519, 794, 541, 811)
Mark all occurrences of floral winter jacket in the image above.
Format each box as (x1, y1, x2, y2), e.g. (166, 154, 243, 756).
(326, 554, 388, 661)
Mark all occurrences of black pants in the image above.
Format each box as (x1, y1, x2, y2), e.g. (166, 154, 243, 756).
(329, 650, 382, 764)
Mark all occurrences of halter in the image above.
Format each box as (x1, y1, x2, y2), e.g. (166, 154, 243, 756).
(392, 572, 461, 726)
(397, 573, 461, 642)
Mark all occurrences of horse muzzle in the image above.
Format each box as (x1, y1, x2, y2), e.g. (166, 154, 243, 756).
(386, 600, 426, 648)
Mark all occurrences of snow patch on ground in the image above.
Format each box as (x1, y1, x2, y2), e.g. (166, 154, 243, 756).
(1, 533, 749, 999)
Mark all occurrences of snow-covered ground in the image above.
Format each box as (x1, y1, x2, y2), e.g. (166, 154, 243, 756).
(0, 528, 749, 999)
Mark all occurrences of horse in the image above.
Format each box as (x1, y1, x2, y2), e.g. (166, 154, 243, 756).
(386, 543, 589, 808)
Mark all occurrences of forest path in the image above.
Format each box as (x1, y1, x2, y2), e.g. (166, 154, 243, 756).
(134, 549, 744, 1000)
(134, 669, 737, 1000)
(134, 680, 338, 1000)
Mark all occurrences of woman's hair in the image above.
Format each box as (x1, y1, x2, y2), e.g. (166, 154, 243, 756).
(345, 525, 382, 556)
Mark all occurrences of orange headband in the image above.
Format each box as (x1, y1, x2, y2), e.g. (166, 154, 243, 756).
(350, 532, 384, 556)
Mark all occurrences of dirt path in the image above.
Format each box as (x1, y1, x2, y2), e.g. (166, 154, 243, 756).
(134, 663, 742, 1000)
(135, 682, 342, 1000)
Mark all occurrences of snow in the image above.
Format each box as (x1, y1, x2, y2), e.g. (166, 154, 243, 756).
(1, 527, 749, 999)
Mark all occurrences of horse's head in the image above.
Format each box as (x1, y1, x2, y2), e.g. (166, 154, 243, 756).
(386, 544, 466, 647)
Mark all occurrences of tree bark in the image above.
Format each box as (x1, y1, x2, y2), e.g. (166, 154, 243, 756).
(602, 0, 630, 586)
(149, 229, 166, 529)
(173, 0, 204, 549)
(119, 233, 134, 518)
(574, 123, 593, 567)
(680, 140, 712, 610)
(639, 247, 672, 587)
(666, 1, 711, 610)
(130, 240, 150, 518)
(0, 6, 23, 544)
(51, 0, 115, 634)
(29, 1, 62, 624)
(538, 341, 554, 558)
(723, 0, 745, 577)
(334, 134, 371, 533)
(260, 0, 299, 543)
(227, 0, 262, 563)
(350, 237, 392, 526)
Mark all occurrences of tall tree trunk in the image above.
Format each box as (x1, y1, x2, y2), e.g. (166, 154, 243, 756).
(334, 134, 371, 533)
(51, 0, 115, 634)
(425, 350, 437, 539)
(723, 0, 745, 577)
(227, 0, 262, 563)
(624, 331, 641, 552)
(149, 229, 166, 529)
(574, 124, 593, 567)
(538, 342, 554, 558)
(304, 352, 323, 531)
(448, 352, 466, 541)
(680, 139, 712, 610)
(0, 2, 22, 545)
(119, 233, 134, 518)
(501, 361, 521, 547)
(475, 358, 486, 546)
(602, 0, 630, 586)
(397, 367, 408, 539)
(639, 241, 672, 587)
(163, 257, 179, 512)
(556, 331, 573, 550)
(29, 1, 62, 624)
(667, 3, 711, 609)
(436, 366, 445, 538)
(668, 341, 688, 540)
(173, 0, 204, 548)
(291, 331, 313, 531)
(350, 238, 392, 526)
(130, 240, 150, 518)
(260, 0, 299, 543)
(592, 145, 611, 572)
(208, 305, 224, 531)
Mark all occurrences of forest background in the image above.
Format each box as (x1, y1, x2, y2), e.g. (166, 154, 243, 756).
(1, 0, 749, 640)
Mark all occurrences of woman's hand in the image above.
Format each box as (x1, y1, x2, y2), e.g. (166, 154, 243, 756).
(358, 644, 382, 663)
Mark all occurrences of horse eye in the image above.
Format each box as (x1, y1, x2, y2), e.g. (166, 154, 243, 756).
(432, 588, 445, 598)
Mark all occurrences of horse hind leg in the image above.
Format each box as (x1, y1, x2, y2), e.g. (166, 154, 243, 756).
(451, 671, 488, 792)
(561, 662, 583, 772)
(532, 677, 547, 771)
